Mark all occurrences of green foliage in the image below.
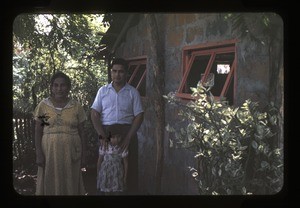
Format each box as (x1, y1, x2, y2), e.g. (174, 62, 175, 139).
(164, 84, 283, 195)
(13, 14, 109, 168)
(13, 14, 109, 112)
(224, 13, 282, 45)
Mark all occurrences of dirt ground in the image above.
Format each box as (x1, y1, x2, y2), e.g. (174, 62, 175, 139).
(13, 166, 98, 196)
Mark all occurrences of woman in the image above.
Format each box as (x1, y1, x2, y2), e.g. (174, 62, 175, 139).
(34, 71, 87, 195)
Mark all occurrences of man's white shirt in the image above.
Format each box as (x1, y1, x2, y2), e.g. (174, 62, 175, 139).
(91, 83, 144, 125)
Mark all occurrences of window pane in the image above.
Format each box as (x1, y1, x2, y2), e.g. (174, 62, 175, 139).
(210, 52, 234, 97)
(127, 62, 146, 97)
(131, 65, 146, 87)
(127, 65, 137, 82)
(177, 41, 236, 104)
(184, 55, 210, 94)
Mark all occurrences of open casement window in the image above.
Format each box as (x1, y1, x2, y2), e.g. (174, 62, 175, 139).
(176, 40, 237, 105)
(126, 56, 147, 97)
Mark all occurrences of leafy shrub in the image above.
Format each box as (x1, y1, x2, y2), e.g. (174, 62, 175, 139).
(164, 83, 283, 195)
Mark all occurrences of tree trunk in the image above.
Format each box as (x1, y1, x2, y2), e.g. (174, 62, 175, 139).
(146, 14, 165, 194)
(268, 24, 284, 150)
(268, 38, 283, 107)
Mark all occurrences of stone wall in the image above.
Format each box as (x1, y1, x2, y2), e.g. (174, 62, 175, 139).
(114, 13, 280, 195)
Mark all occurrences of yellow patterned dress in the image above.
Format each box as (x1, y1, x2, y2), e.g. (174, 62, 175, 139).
(34, 98, 86, 195)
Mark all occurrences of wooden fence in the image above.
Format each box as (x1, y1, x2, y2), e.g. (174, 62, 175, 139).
(13, 112, 35, 168)
(12, 111, 99, 170)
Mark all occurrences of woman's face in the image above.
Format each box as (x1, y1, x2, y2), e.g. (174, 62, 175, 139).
(51, 77, 70, 99)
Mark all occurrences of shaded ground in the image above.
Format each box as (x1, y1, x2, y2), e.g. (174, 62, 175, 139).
(82, 166, 98, 195)
(13, 166, 98, 196)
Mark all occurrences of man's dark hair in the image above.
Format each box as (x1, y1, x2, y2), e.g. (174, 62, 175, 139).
(111, 58, 128, 71)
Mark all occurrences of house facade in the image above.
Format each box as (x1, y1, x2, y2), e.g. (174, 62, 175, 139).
(100, 13, 284, 195)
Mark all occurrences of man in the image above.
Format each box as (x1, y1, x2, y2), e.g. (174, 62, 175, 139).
(91, 58, 144, 195)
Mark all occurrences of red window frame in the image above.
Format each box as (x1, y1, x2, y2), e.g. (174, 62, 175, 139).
(126, 56, 147, 97)
(176, 40, 237, 104)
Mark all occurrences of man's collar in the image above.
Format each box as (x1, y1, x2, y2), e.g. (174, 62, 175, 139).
(108, 82, 130, 90)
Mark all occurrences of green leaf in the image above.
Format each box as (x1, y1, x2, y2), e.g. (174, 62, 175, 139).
(212, 167, 216, 176)
(242, 187, 246, 194)
(261, 161, 269, 168)
(239, 146, 248, 151)
(218, 169, 222, 176)
(251, 140, 258, 149)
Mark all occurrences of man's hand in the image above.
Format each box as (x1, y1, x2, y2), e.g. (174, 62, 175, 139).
(99, 134, 109, 150)
(120, 135, 130, 152)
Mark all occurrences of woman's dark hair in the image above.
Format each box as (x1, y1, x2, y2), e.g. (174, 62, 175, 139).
(50, 71, 71, 90)
(111, 58, 128, 71)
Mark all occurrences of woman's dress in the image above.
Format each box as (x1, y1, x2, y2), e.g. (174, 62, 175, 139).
(34, 98, 86, 195)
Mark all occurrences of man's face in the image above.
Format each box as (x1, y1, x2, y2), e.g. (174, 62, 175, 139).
(111, 64, 126, 85)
